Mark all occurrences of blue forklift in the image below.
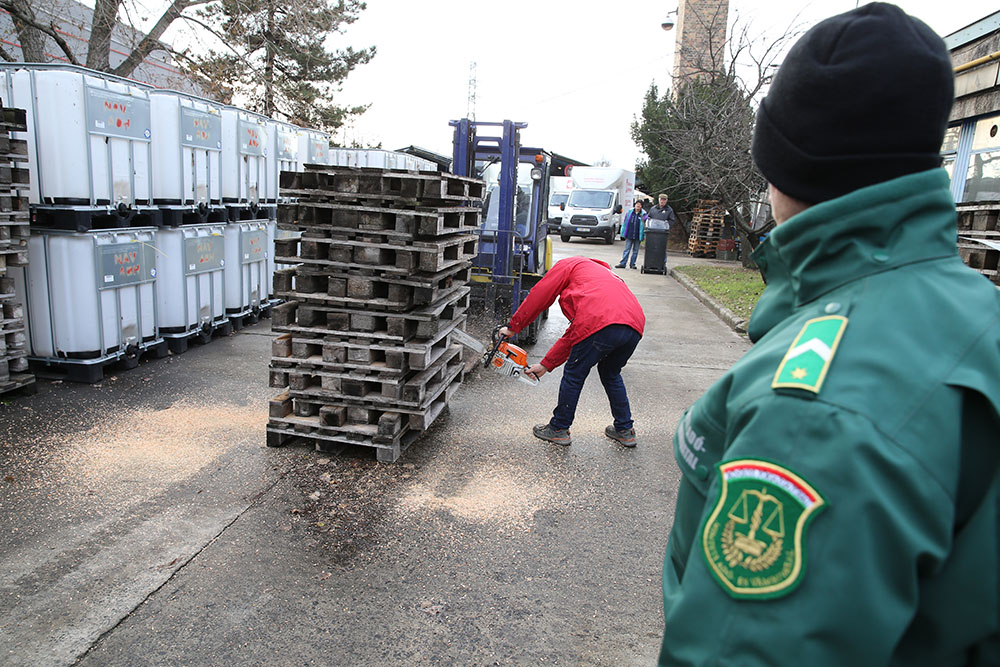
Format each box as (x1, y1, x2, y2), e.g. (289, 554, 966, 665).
(450, 119, 553, 344)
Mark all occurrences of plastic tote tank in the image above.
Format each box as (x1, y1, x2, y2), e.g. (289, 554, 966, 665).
(297, 129, 329, 168)
(224, 220, 268, 316)
(265, 218, 277, 304)
(0, 64, 152, 209)
(155, 223, 227, 340)
(20, 227, 160, 362)
(266, 119, 299, 203)
(149, 89, 223, 216)
(220, 106, 270, 207)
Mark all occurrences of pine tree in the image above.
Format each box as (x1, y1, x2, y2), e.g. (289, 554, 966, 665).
(189, 0, 375, 132)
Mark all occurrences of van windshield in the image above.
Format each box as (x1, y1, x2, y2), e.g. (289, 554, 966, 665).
(568, 190, 613, 209)
(549, 193, 569, 207)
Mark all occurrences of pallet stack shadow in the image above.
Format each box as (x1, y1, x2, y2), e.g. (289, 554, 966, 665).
(687, 200, 726, 258)
(0, 106, 33, 395)
(267, 166, 483, 462)
(956, 203, 1000, 287)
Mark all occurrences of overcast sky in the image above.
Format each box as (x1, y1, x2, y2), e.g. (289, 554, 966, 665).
(171, 0, 996, 169)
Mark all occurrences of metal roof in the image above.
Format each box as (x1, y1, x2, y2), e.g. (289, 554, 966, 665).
(945, 10, 1000, 51)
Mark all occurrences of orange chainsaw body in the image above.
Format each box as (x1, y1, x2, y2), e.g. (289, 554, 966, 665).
(489, 340, 538, 385)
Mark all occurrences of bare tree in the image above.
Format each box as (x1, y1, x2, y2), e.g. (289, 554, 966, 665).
(633, 9, 801, 263)
(0, 0, 215, 78)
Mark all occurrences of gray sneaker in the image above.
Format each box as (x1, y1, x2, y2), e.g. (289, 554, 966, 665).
(605, 425, 637, 448)
(533, 423, 571, 446)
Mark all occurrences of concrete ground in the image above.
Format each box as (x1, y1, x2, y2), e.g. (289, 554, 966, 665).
(0, 239, 750, 666)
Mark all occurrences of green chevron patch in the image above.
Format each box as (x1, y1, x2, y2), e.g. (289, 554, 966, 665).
(772, 316, 848, 394)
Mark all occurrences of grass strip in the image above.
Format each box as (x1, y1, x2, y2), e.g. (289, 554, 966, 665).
(674, 264, 765, 321)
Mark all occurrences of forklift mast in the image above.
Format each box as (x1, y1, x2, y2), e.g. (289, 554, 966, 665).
(449, 119, 552, 341)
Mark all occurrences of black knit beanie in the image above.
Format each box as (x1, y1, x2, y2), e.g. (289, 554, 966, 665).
(751, 2, 954, 204)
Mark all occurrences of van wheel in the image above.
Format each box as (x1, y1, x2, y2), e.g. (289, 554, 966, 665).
(560, 233, 570, 243)
(604, 231, 614, 245)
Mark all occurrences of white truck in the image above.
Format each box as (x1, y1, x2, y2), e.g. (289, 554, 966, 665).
(546, 176, 574, 233)
(558, 167, 635, 244)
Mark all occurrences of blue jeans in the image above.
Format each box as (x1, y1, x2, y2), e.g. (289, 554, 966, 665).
(550, 324, 642, 431)
(620, 237, 640, 267)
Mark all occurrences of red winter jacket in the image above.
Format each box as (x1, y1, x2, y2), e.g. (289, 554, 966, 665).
(507, 256, 646, 370)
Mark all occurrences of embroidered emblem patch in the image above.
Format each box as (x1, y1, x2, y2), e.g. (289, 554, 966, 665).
(772, 315, 848, 394)
(702, 459, 826, 599)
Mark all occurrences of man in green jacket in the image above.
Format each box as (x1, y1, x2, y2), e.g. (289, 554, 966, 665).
(659, 4, 1000, 665)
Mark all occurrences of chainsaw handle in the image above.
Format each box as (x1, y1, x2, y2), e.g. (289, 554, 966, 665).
(482, 325, 509, 369)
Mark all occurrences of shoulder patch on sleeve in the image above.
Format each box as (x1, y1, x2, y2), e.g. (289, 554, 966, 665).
(702, 459, 827, 599)
(772, 315, 848, 394)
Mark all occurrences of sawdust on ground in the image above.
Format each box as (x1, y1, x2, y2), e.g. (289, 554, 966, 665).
(398, 466, 555, 531)
(54, 402, 266, 495)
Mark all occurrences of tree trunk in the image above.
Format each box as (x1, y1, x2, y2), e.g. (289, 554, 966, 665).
(263, 1, 276, 116)
(86, 0, 121, 71)
(8, 0, 46, 62)
(738, 228, 758, 270)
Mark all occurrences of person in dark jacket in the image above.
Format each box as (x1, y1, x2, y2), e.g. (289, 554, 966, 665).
(647, 194, 676, 231)
(658, 4, 1000, 665)
(499, 257, 646, 447)
(616, 200, 646, 269)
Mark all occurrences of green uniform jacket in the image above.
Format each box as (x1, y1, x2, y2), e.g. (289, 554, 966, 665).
(660, 169, 1000, 666)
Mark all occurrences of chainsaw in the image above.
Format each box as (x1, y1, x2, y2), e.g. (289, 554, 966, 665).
(451, 325, 539, 386)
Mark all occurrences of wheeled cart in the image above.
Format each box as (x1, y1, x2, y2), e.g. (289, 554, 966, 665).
(640, 227, 668, 274)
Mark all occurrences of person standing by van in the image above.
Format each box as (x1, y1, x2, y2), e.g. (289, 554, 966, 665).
(616, 200, 646, 269)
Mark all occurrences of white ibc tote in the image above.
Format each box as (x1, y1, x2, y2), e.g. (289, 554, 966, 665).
(297, 129, 330, 168)
(220, 107, 270, 210)
(154, 223, 227, 345)
(224, 220, 268, 318)
(149, 90, 223, 220)
(18, 228, 160, 370)
(328, 148, 353, 167)
(267, 119, 299, 204)
(0, 64, 153, 212)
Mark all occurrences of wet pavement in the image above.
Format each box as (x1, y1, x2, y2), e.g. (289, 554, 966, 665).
(0, 240, 750, 666)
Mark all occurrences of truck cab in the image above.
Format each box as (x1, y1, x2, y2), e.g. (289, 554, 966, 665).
(547, 192, 569, 232)
(558, 167, 634, 244)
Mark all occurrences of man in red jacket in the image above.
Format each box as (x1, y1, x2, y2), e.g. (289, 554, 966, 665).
(499, 256, 646, 447)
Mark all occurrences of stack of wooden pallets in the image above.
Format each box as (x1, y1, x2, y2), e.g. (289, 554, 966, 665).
(0, 106, 34, 396)
(266, 165, 483, 462)
(687, 200, 726, 257)
(956, 203, 1000, 287)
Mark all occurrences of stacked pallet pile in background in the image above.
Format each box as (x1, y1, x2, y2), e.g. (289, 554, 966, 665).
(266, 166, 483, 462)
(956, 203, 1000, 287)
(687, 200, 726, 258)
(0, 106, 33, 395)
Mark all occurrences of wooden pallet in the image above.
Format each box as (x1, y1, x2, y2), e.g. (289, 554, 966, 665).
(269, 334, 457, 380)
(0, 107, 35, 396)
(0, 136, 27, 162)
(956, 203, 1000, 232)
(0, 166, 29, 187)
(0, 371, 35, 396)
(279, 201, 480, 239)
(276, 234, 477, 275)
(280, 166, 485, 203)
(275, 262, 470, 307)
(273, 288, 469, 344)
(270, 324, 460, 382)
(279, 343, 463, 408)
(266, 366, 462, 462)
(275, 263, 469, 309)
(0, 107, 27, 131)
